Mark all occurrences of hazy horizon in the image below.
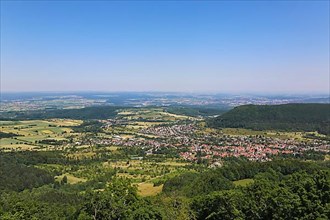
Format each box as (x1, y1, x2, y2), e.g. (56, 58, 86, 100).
(1, 1, 329, 93)
(1, 90, 329, 97)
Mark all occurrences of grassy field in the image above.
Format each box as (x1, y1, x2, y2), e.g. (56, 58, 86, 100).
(137, 182, 163, 197)
(106, 146, 119, 151)
(0, 119, 82, 151)
(233, 178, 254, 186)
(55, 173, 87, 184)
(158, 161, 190, 167)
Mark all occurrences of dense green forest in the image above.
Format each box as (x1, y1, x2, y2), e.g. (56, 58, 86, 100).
(165, 106, 229, 117)
(0, 154, 54, 192)
(72, 120, 104, 133)
(208, 104, 330, 135)
(0, 151, 329, 219)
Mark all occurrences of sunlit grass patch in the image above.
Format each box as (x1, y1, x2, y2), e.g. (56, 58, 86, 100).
(117, 111, 135, 115)
(55, 173, 87, 184)
(158, 161, 189, 167)
(137, 182, 163, 197)
(67, 151, 96, 159)
(233, 178, 254, 186)
(47, 119, 83, 126)
(107, 146, 118, 151)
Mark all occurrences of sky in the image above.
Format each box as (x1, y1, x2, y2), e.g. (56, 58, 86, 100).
(1, 1, 329, 94)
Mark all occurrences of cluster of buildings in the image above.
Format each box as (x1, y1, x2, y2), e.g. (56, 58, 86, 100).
(180, 135, 330, 162)
(181, 144, 292, 162)
(140, 124, 195, 137)
(74, 122, 330, 163)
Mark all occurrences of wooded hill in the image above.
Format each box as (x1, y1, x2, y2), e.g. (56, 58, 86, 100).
(208, 103, 330, 135)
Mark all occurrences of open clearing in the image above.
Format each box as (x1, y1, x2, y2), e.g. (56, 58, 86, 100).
(55, 173, 87, 184)
(233, 178, 254, 186)
(137, 182, 163, 197)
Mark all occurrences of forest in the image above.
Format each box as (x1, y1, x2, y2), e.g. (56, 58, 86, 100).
(0, 150, 329, 219)
(208, 104, 330, 135)
(165, 106, 229, 117)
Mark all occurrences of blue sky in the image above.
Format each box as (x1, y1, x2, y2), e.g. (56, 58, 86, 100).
(1, 1, 329, 93)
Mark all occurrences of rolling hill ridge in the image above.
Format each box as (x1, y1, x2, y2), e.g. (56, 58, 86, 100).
(208, 103, 330, 135)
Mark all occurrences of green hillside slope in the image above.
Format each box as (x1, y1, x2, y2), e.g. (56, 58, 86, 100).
(208, 104, 330, 135)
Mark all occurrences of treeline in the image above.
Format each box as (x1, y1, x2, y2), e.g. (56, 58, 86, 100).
(72, 120, 104, 133)
(0, 151, 109, 167)
(164, 106, 229, 117)
(0, 131, 20, 139)
(0, 178, 165, 219)
(208, 103, 330, 135)
(1, 149, 329, 219)
(1, 151, 67, 166)
(163, 159, 329, 197)
(162, 159, 330, 219)
(1, 158, 329, 219)
(0, 151, 117, 193)
(0, 154, 54, 192)
(0, 106, 121, 120)
(191, 170, 330, 219)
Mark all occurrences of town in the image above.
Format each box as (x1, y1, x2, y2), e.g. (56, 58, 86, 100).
(71, 119, 330, 163)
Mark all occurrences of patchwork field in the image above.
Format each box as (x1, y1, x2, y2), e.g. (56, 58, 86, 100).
(118, 108, 193, 122)
(0, 119, 82, 151)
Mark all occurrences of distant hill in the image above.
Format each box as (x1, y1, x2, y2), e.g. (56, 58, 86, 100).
(0, 106, 121, 120)
(207, 104, 330, 135)
(164, 106, 230, 117)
